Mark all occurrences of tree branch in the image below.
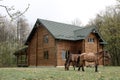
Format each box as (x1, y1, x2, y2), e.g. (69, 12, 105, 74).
(0, 4, 30, 20)
(12, 4, 30, 20)
(0, 5, 13, 18)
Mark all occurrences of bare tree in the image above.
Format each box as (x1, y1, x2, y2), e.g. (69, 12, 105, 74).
(0, 0, 30, 21)
(0, 0, 30, 66)
(71, 18, 82, 26)
(17, 17, 30, 46)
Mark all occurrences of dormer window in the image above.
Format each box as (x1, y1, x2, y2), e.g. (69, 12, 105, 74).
(88, 38, 94, 43)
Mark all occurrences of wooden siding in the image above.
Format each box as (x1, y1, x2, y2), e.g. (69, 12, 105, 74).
(56, 40, 84, 66)
(28, 32, 37, 66)
(75, 40, 84, 53)
(85, 33, 98, 53)
(28, 24, 56, 66)
(27, 28, 105, 66)
(82, 33, 105, 65)
(56, 40, 75, 66)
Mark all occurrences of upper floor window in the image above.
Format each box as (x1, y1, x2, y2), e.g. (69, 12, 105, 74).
(88, 38, 94, 43)
(43, 35, 49, 43)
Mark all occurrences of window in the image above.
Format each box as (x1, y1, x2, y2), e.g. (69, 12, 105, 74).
(43, 35, 48, 43)
(44, 51, 49, 59)
(62, 50, 66, 60)
(61, 50, 70, 60)
(88, 38, 94, 43)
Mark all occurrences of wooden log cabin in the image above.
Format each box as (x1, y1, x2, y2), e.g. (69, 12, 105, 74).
(14, 19, 110, 67)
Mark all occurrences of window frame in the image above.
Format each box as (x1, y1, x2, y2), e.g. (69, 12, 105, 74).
(44, 51, 49, 59)
(61, 50, 70, 60)
(61, 50, 66, 60)
(88, 38, 94, 43)
(43, 35, 49, 43)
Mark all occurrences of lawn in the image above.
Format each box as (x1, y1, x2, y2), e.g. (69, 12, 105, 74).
(0, 66, 120, 80)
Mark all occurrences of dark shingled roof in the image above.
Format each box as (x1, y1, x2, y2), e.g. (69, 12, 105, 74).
(25, 19, 107, 45)
(38, 19, 82, 40)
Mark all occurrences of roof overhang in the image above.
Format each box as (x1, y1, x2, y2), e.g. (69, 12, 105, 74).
(14, 47, 28, 56)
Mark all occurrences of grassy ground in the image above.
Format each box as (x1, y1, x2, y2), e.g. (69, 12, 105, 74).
(0, 66, 120, 80)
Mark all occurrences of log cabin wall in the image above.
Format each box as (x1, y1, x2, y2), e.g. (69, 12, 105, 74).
(28, 24, 56, 66)
(37, 25, 56, 66)
(28, 32, 37, 66)
(98, 44, 104, 65)
(84, 33, 106, 65)
(75, 40, 84, 53)
(99, 44, 103, 52)
(84, 33, 98, 53)
(84, 33, 99, 66)
(56, 40, 76, 66)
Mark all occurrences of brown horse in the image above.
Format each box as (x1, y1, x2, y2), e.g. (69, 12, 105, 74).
(64, 53, 80, 70)
(64, 52, 98, 71)
(77, 52, 98, 72)
(65, 51, 110, 72)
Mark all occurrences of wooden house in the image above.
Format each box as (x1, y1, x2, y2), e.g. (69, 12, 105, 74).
(14, 19, 110, 67)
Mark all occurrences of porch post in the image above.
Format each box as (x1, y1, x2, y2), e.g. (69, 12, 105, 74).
(16, 55, 19, 66)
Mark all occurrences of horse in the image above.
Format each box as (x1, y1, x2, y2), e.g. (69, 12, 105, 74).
(65, 51, 110, 72)
(64, 52, 98, 71)
(77, 52, 98, 72)
(77, 51, 111, 72)
(64, 53, 80, 71)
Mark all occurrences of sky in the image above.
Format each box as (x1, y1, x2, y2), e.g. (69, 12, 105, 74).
(0, 0, 117, 26)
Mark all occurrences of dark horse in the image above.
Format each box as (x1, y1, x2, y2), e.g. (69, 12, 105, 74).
(64, 53, 80, 70)
(65, 51, 110, 72)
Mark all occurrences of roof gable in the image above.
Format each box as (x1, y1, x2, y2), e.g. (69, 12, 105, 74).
(38, 19, 82, 40)
(74, 26, 95, 40)
(25, 19, 107, 45)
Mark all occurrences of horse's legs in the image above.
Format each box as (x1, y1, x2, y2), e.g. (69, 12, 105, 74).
(67, 63, 70, 70)
(65, 63, 67, 70)
(65, 64, 68, 71)
(78, 65, 83, 71)
(72, 61, 75, 70)
(67, 67, 69, 70)
(78, 66, 81, 71)
(82, 65, 85, 72)
(81, 60, 85, 72)
(73, 65, 75, 70)
(95, 64, 98, 72)
(65, 61, 70, 71)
